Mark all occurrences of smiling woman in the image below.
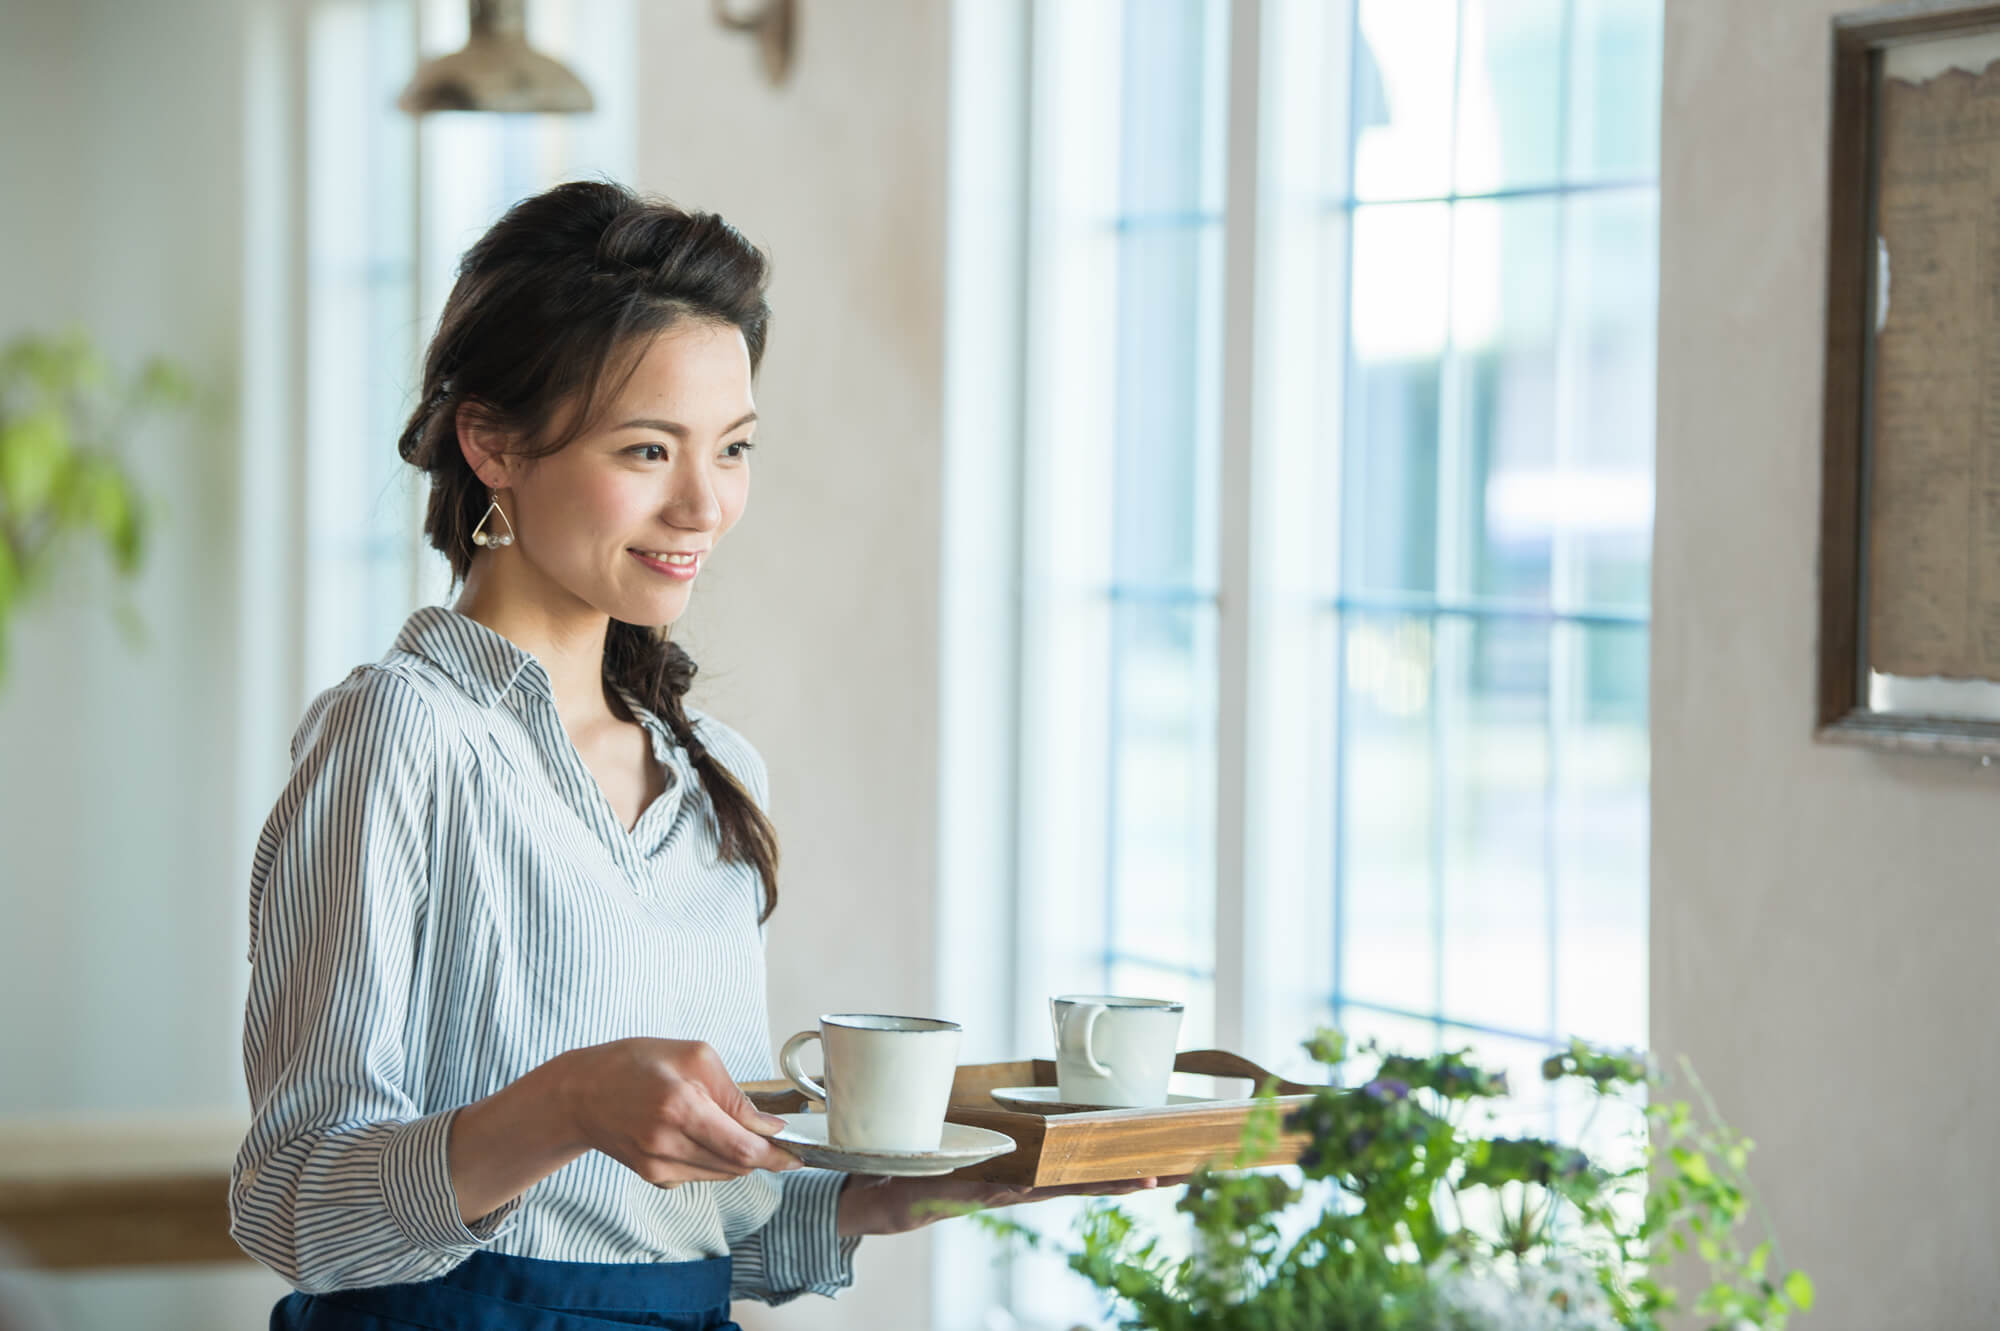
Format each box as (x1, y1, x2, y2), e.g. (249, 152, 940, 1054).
(231, 183, 867, 1330)
(234, 179, 1149, 1331)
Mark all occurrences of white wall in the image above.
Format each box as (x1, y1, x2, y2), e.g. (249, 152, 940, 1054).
(1654, 2, 2000, 1327)
(0, 0, 298, 1325)
(630, 5, 953, 1329)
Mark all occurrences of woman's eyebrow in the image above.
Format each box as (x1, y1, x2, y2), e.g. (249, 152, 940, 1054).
(615, 411, 758, 437)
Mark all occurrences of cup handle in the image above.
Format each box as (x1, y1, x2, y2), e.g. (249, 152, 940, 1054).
(779, 1030, 826, 1105)
(1055, 1002, 1111, 1076)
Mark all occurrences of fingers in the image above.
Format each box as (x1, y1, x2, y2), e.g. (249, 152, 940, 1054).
(673, 1082, 803, 1173)
(662, 1133, 765, 1177)
(1001, 1176, 1173, 1202)
(686, 1046, 793, 1138)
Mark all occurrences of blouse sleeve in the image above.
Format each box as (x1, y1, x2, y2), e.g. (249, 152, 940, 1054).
(727, 1168, 863, 1304)
(230, 667, 524, 1293)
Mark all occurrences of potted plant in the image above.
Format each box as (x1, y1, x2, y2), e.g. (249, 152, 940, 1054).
(0, 329, 189, 683)
(977, 1030, 1814, 1331)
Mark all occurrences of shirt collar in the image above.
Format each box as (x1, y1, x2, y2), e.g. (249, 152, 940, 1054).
(393, 605, 554, 709)
(392, 608, 691, 766)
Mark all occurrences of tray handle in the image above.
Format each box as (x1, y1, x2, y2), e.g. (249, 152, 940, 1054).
(744, 1085, 810, 1115)
(1173, 1049, 1320, 1096)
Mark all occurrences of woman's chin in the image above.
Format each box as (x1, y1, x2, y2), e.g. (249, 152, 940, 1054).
(606, 585, 691, 629)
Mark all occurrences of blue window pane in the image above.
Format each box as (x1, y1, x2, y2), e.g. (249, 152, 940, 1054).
(1440, 616, 1552, 1036)
(1119, 0, 1225, 219)
(1113, 222, 1222, 590)
(1443, 1025, 1565, 1146)
(1566, 188, 1657, 614)
(1554, 621, 1647, 1048)
(1337, 613, 1438, 1015)
(1353, 0, 1459, 202)
(1455, 0, 1566, 195)
(1107, 601, 1218, 980)
(1335, 1005, 1445, 1069)
(1457, 196, 1562, 604)
(1345, 202, 1449, 597)
(304, 0, 418, 695)
(1569, 0, 1663, 182)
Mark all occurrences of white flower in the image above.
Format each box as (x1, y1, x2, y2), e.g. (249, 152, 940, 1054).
(1427, 1257, 1620, 1331)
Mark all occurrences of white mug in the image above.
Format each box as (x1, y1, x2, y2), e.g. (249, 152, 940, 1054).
(1049, 994, 1184, 1107)
(779, 1014, 963, 1151)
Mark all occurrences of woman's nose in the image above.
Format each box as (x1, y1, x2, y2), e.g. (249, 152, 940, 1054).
(665, 470, 722, 529)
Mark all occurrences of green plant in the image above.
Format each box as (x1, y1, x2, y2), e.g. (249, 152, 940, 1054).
(0, 328, 190, 682)
(977, 1030, 1813, 1331)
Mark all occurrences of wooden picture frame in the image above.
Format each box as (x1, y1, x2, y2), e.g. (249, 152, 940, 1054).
(1819, 1, 2000, 757)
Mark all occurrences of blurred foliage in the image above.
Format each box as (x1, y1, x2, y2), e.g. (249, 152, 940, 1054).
(977, 1031, 1813, 1331)
(0, 328, 192, 686)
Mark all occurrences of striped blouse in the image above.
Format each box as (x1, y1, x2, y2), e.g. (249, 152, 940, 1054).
(230, 605, 858, 1304)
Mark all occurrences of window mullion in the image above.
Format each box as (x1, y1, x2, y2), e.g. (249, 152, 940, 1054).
(1214, 0, 1269, 1062)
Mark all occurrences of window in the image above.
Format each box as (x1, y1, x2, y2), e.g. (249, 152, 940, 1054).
(1311, 0, 1660, 1135)
(301, 0, 633, 697)
(969, 0, 1660, 1322)
(1014, 0, 1231, 1059)
(1301, 0, 1661, 1136)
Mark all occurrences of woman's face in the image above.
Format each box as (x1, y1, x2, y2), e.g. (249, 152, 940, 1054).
(479, 321, 756, 627)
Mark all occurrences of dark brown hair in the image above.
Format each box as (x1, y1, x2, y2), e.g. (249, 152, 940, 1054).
(396, 179, 780, 920)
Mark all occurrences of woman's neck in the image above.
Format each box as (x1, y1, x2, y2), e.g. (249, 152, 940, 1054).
(453, 561, 619, 730)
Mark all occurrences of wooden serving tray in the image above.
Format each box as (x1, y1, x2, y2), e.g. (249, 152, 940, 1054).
(744, 1049, 1323, 1187)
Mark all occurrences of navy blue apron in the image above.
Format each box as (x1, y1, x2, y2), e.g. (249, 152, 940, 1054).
(269, 1251, 740, 1331)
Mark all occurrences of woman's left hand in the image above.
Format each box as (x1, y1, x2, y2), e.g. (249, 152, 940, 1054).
(834, 1172, 1183, 1238)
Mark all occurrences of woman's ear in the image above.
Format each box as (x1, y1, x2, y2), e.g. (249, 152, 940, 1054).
(455, 402, 518, 490)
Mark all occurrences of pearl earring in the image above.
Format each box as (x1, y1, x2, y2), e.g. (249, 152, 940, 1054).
(471, 490, 515, 549)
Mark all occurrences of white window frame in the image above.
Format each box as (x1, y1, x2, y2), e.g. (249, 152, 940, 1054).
(937, 1, 1658, 1324)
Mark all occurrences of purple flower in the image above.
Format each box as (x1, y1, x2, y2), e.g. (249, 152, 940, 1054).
(1363, 1077, 1411, 1102)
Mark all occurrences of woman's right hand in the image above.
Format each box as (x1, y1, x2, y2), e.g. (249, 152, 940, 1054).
(554, 1037, 804, 1186)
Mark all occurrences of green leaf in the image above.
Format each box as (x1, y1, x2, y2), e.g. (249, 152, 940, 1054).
(1748, 1240, 1771, 1278)
(1673, 1147, 1713, 1186)
(0, 406, 69, 511)
(136, 357, 194, 406)
(112, 499, 144, 573)
(79, 459, 129, 543)
(1784, 1270, 1815, 1311)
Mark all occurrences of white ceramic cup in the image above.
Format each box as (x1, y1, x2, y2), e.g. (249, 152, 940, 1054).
(1049, 994, 1184, 1107)
(779, 1014, 963, 1151)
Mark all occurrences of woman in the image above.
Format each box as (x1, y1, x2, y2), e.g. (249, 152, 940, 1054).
(232, 180, 1152, 1330)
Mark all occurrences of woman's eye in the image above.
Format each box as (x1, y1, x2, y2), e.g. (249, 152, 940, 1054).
(725, 440, 755, 459)
(632, 444, 667, 462)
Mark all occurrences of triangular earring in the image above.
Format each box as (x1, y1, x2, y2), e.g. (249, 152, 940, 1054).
(471, 491, 515, 548)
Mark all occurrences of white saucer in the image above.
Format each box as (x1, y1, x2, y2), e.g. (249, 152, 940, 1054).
(989, 1086, 1208, 1114)
(771, 1114, 1016, 1177)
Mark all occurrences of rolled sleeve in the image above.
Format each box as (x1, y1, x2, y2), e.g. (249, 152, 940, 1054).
(381, 1108, 524, 1247)
(728, 1168, 862, 1305)
(232, 668, 518, 1293)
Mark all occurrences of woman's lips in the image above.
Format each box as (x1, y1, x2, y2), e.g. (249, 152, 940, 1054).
(629, 549, 701, 582)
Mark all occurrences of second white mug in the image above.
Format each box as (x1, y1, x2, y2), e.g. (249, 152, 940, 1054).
(1049, 994, 1184, 1107)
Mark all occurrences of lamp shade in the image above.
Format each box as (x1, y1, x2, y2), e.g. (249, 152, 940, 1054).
(397, 0, 594, 115)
